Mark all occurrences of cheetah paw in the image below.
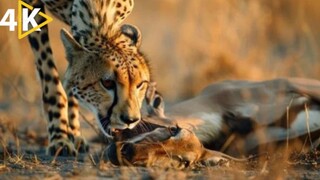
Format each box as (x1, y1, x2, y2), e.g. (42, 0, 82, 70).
(74, 136, 89, 153)
(48, 138, 77, 156)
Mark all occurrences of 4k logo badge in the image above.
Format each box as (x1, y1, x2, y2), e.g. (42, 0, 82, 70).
(0, 0, 53, 39)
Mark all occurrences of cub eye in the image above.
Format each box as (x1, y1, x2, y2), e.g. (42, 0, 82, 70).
(137, 80, 148, 89)
(101, 79, 116, 90)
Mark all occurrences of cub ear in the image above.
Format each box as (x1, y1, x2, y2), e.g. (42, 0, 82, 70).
(60, 29, 88, 64)
(121, 24, 142, 47)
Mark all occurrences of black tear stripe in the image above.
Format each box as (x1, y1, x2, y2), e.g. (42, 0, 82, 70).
(104, 85, 118, 128)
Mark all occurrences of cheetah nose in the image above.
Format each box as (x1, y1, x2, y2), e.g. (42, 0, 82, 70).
(120, 114, 140, 125)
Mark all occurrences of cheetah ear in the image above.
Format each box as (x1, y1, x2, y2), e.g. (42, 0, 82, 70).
(60, 28, 88, 65)
(60, 28, 89, 64)
(60, 28, 84, 52)
(121, 24, 142, 47)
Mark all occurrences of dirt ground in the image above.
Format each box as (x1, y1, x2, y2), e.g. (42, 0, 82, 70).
(1, 150, 320, 180)
(1, 121, 320, 180)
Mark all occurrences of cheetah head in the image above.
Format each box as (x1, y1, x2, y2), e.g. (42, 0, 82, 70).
(61, 25, 149, 138)
(60, 0, 150, 138)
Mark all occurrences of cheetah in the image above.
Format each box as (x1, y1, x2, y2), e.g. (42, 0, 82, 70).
(25, 0, 158, 155)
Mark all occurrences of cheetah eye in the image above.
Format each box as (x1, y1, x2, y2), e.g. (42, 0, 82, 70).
(137, 80, 148, 89)
(101, 79, 116, 90)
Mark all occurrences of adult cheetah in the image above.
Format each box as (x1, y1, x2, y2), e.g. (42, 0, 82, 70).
(26, 0, 157, 155)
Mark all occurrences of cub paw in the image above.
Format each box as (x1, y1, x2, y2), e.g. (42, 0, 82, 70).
(74, 136, 89, 153)
(48, 138, 77, 156)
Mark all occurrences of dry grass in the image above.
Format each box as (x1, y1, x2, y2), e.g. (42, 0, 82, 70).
(1, 0, 320, 179)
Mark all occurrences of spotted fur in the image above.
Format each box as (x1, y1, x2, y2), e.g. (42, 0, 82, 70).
(25, 0, 153, 155)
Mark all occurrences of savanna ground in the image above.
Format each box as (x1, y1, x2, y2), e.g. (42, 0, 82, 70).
(1, 0, 320, 179)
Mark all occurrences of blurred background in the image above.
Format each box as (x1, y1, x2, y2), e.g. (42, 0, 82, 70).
(0, 0, 320, 134)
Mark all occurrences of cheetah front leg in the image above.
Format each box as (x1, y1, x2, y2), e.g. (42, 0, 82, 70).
(26, 0, 87, 156)
(66, 92, 89, 153)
